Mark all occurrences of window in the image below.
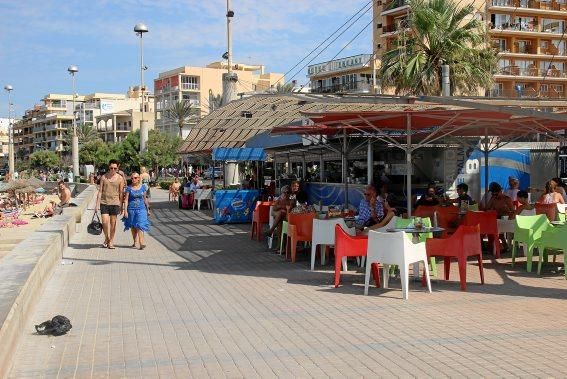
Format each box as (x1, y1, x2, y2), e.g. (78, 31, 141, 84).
(541, 19, 564, 33)
(181, 76, 199, 90)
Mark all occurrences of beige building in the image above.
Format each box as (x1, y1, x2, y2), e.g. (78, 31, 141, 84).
(14, 88, 155, 157)
(373, 0, 567, 98)
(154, 62, 284, 138)
(307, 54, 376, 93)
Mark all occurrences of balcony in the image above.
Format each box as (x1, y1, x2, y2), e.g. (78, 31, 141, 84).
(490, 0, 567, 11)
(496, 65, 567, 77)
(491, 21, 538, 32)
(310, 80, 372, 94)
(382, 20, 411, 34)
(382, 0, 410, 15)
(181, 83, 199, 91)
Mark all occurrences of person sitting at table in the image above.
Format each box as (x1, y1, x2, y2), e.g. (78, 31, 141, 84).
(451, 183, 475, 207)
(480, 181, 499, 210)
(504, 176, 520, 201)
(538, 180, 564, 204)
(289, 181, 308, 205)
(486, 182, 515, 218)
(355, 184, 395, 231)
(266, 185, 294, 237)
(378, 182, 396, 213)
(515, 190, 535, 215)
(551, 177, 567, 202)
(415, 184, 440, 208)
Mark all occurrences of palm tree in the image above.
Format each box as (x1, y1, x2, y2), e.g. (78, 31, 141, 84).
(208, 90, 222, 113)
(164, 100, 199, 139)
(275, 82, 296, 93)
(379, 0, 497, 96)
(63, 123, 101, 151)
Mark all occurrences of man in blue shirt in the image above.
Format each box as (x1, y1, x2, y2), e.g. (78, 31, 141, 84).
(356, 184, 395, 230)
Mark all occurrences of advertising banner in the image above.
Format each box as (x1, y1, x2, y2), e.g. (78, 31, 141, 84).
(213, 190, 259, 224)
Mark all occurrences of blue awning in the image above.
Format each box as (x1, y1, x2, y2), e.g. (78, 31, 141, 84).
(212, 147, 267, 161)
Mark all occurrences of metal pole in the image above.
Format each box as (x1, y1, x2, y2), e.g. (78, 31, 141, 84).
(319, 150, 324, 182)
(227, 0, 233, 74)
(6, 87, 14, 177)
(367, 140, 373, 185)
(71, 73, 79, 181)
(406, 114, 412, 217)
(484, 127, 489, 207)
(139, 32, 149, 152)
(343, 129, 349, 209)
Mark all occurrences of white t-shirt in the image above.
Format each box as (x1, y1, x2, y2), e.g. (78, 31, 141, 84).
(505, 188, 519, 201)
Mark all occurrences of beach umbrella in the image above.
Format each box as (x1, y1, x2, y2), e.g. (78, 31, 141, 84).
(15, 186, 36, 194)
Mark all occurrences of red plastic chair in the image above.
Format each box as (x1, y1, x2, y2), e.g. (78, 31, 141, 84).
(286, 212, 316, 262)
(535, 202, 557, 222)
(250, 201, 271, 241)
(435, 205, 460, 237)
(462, 210, 500, 258)
(425, 225, 484, 291)
(334, 224, 380, 288)
(413, 205, 437, 220)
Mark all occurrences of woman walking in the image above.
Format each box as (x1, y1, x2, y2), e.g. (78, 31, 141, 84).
(122, 172, 151, 249)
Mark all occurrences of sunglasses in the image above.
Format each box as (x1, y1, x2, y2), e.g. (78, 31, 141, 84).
(132, 176, 140, 179)
(109, 167, 118, 170)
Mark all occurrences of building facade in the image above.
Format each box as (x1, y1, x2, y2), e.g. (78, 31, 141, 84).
(154, 62, 284, 138)
(307, 54, 376, 93)
(14, 88, 155, 158)
(373, 0, 567, 98)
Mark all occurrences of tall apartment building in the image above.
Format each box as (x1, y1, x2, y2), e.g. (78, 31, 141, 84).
(307, 54, 376, 93)
(14, 88, 155, 158)
(373, 0, 567, 98)
(154, 62, 284, 138)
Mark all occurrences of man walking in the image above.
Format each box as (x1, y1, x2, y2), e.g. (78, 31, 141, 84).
(96, 159, 124, 249)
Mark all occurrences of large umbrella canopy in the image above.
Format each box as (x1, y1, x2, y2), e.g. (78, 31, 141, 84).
(15, 186, 37, 194)
(271, 107, 567, 215)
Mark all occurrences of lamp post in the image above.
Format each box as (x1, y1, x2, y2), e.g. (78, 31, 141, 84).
(4, 85, 14, 177)
(134, 23, 149, 152)
(67, 65, 79, 181)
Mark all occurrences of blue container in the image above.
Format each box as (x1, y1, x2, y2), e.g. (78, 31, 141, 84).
(213, 190, 260, 224)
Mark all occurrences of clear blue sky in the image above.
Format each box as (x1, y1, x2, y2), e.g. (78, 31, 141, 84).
(0, 0, 372, 119)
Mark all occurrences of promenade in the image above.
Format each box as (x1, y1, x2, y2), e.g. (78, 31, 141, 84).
(8, 189, 567, 378)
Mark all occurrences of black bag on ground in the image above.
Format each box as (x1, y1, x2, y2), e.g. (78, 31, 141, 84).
(87, 212, 103, 235)
(35, 315, 72, 336)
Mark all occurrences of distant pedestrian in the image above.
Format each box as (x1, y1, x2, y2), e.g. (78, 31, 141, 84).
(122, 172, 150, 250)
(96, 159, 125, 249)
(140, 166, 151, 198)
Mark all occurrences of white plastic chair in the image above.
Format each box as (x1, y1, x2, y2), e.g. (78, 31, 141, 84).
(364, 230, 432, 300)
(193, 189, 212, 210)
(520, 208, 536, 216)
(310, 218, 355, 271)
(267, 205, 275, 249)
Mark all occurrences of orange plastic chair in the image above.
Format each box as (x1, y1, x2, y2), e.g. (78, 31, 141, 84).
(250, 201, 271, 241)
(334, 224, 380, 288)
(462, 210, 500, 258)
(425, 225, 484, 291)
(286, 212, 316, 262)
(535, 202, 557, 222)
(435, 205, 460, 237)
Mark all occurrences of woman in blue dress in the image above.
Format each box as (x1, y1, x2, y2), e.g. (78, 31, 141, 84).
(122, 172, 151, 249)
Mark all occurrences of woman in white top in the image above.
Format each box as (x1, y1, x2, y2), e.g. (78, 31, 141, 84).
(551, 177, 567, 203)
(538, 180, 564, 204)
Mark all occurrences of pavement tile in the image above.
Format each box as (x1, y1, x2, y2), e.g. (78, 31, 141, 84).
(7, 188, 567, 378)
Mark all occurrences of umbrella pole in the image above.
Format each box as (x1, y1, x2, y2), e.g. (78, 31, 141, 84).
(406, 114, 412, 217)
(343, 129, 349, 209)
(484, 127, 489, 207)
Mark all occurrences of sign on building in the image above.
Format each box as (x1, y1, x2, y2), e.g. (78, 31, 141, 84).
(100, 101, 114, 113)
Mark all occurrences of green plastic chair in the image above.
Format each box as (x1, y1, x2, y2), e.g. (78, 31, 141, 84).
(395, 217, 437, 277)
(533, 226, 567, 278)
(468, 203, 479, 211)
(279, 220, 289, 255)
(512, 214, 552, 272)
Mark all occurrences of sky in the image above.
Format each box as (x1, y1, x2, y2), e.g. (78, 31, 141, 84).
(0, 0, 372, 119)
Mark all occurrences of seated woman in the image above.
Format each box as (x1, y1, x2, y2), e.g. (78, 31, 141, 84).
(415, 185, 440, 208)
(538, 180, 564, 204)
(356, 184, 395, 231)
(266, 185, 293, 237)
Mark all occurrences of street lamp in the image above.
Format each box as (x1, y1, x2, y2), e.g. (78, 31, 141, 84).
(4, 85, 14, 177)
(134, 23, 149, 152)
(67, 65, 79, 181)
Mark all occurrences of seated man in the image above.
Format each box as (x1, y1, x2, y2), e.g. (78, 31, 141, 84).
(57, 180, 71, 207)
(515, 190, 535, 215)
(451, 183, 475, 208)
(486, 182, 514, 218)
(415, 184, 440, 208)
(266, 185, 293, 237)
(356, 184, 395, 231)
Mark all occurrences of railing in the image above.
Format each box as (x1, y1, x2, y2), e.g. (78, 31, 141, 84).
(489, 87, 566, 98)
(310, 80, 372, 94)
(497, 66, 567, 77)
(181, 83, 199, 90)
(382, 20, 411, 33)
(383, 0, 409, 11)
(492, 22, 538, 32)
(491, 0, 567, 10)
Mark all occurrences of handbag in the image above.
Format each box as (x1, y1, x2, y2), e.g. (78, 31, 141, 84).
(87, 212, 103, 235)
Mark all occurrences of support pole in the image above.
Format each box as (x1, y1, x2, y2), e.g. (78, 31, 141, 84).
(367, 140, 373, 185)
(319, 150, 325, 182)
(343, 129, 349, 209)
(301, 153, 306, 180)
(273, 153, 278, 191)
(441, 64, 450, 97)
(406, 114, 412, 217)
(483, 127, 489, 207)
(212, 160, 216, 190)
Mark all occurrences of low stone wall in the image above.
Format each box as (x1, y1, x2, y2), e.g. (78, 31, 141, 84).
(0, 184, 97, 378)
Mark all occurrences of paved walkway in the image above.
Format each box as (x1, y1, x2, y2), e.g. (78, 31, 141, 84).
(9, 189, 567, 378)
